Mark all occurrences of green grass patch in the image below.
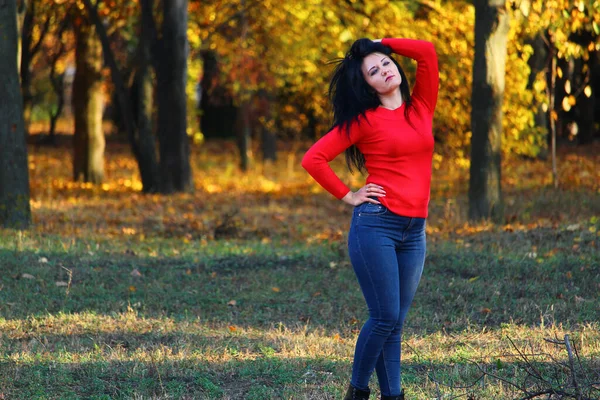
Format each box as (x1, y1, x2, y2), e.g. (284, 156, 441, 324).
(1, 228, 599, 399)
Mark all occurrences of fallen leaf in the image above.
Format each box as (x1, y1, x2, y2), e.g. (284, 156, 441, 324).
(211, 272, 217, 278)
(129, 285, 136, 292)
(55, 281, 68, 287)
(544, 249, 558, 257)
(130, 269, 142, 277)
(186, 269, 192, 275)
(38, 257, 49, 264)
(228, 325, 237, 332)
(566, 224, 580, 231)
(272, 287, 280, 292)
(481, 308, 492, 314)
(468, 276, 480, 283)
(227, 300, 237, 306)
(21, 273, 35, 280)
(566, 271, 572, 279)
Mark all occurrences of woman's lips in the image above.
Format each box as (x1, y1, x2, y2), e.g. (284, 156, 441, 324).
(385, 75, 395, 82)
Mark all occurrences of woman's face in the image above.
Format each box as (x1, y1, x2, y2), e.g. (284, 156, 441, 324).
(361, 52, 402, 95)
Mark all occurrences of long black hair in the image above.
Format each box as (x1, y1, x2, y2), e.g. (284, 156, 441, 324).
(329, 38, 414, 173)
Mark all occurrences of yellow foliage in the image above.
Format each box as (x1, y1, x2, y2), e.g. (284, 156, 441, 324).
(184, 0, 600, 158)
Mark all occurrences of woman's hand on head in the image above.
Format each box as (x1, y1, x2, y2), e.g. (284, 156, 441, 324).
(342, 184, 386, 206)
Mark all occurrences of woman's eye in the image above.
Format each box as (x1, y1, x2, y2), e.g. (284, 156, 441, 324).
(370, 69, 378, 76)
(383, 61, 390, 66)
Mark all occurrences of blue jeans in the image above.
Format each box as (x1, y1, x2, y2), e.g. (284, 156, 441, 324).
(347, 202, 426, 396)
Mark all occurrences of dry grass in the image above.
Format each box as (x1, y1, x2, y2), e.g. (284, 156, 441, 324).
(1, 133, 599, 399)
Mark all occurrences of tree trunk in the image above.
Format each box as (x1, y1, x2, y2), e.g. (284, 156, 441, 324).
(72, 14, 105, 184)
(575, 52, 596, 145)
(131, 27, 159, 193)
(16, 0, 26, 73)
(548, 47, 558, 188)
(48, 61, 64, 144)
(19, 0, 33, 136)
(46, 16, 70, 145)
(199, 50, 239, 139)
(0, 0, 31, 229)
(261, 126, 277, 162)
(468, 0, 509, 222)
(19, 0, 49, 137)
(526, 33, 549, 157)
(155, 0, 192, 193)
(258, 90, 277, 162)
(133, 0, 160, 193)
(237, 0, 252, 171)
(594, 51, 600, 139)
(237, 101, 252, 170)
(83, 0, 160, 192)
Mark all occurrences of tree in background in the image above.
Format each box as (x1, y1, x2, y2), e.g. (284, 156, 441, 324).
(11, 0, 597, 197)
(20, 0, 51, 137)
(72, 9, 105, 184)
(0, 0, 31, 229)
(469, 0, 510, 222)
(151, 0, 192, 192)
(92, 0, 192, 193)
(83, 0, 160, 193)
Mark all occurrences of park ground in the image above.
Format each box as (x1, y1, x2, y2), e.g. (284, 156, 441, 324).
(1, 132, 599, 399)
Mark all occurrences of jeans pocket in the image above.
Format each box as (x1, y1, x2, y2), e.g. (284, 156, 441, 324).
(357, 202, 387, 216)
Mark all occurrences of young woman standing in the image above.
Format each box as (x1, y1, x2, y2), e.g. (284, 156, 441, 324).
(302, 37, 439, 400)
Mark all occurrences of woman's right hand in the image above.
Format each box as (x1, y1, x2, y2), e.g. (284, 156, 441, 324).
(342, 184, 386, 206)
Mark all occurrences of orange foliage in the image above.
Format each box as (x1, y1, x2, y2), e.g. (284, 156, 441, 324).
(25, 136, 599, 246)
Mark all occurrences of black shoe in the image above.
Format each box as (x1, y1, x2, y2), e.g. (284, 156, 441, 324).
(381, 389, 405, 400)
(343, 383, 371, 400)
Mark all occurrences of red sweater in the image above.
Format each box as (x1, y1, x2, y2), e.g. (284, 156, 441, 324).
(301, 38, 439, 218)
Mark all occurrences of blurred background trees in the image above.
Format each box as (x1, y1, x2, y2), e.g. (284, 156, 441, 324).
(2, 0, 599, 222)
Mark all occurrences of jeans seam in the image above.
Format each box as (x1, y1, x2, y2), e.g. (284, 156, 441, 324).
(402, 217, 415, 242)
(381, 347, 392, 395)
(353, 221, 382, 388)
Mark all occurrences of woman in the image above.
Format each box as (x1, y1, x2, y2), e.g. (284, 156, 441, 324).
(301, 37, 439, 400)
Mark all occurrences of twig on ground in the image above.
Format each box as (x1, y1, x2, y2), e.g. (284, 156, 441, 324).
(564, 334, 582, 399)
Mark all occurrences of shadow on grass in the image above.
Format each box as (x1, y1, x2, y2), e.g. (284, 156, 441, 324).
(1, 355, 599, 399)
(1, 234, 599, 333)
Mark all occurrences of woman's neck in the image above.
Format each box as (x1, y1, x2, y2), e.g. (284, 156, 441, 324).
(378, 90, 403, 110)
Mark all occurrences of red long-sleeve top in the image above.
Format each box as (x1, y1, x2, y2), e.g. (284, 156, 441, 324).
(301, 38, 439, 218)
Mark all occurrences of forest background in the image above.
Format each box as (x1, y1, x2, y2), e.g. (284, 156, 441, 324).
(0, 0, 599, 399)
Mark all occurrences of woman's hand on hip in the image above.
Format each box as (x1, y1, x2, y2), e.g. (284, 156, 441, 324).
(342, 184, 386, 206)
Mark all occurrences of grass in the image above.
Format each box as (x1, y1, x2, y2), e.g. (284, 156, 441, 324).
(1, 137, 599, 399)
